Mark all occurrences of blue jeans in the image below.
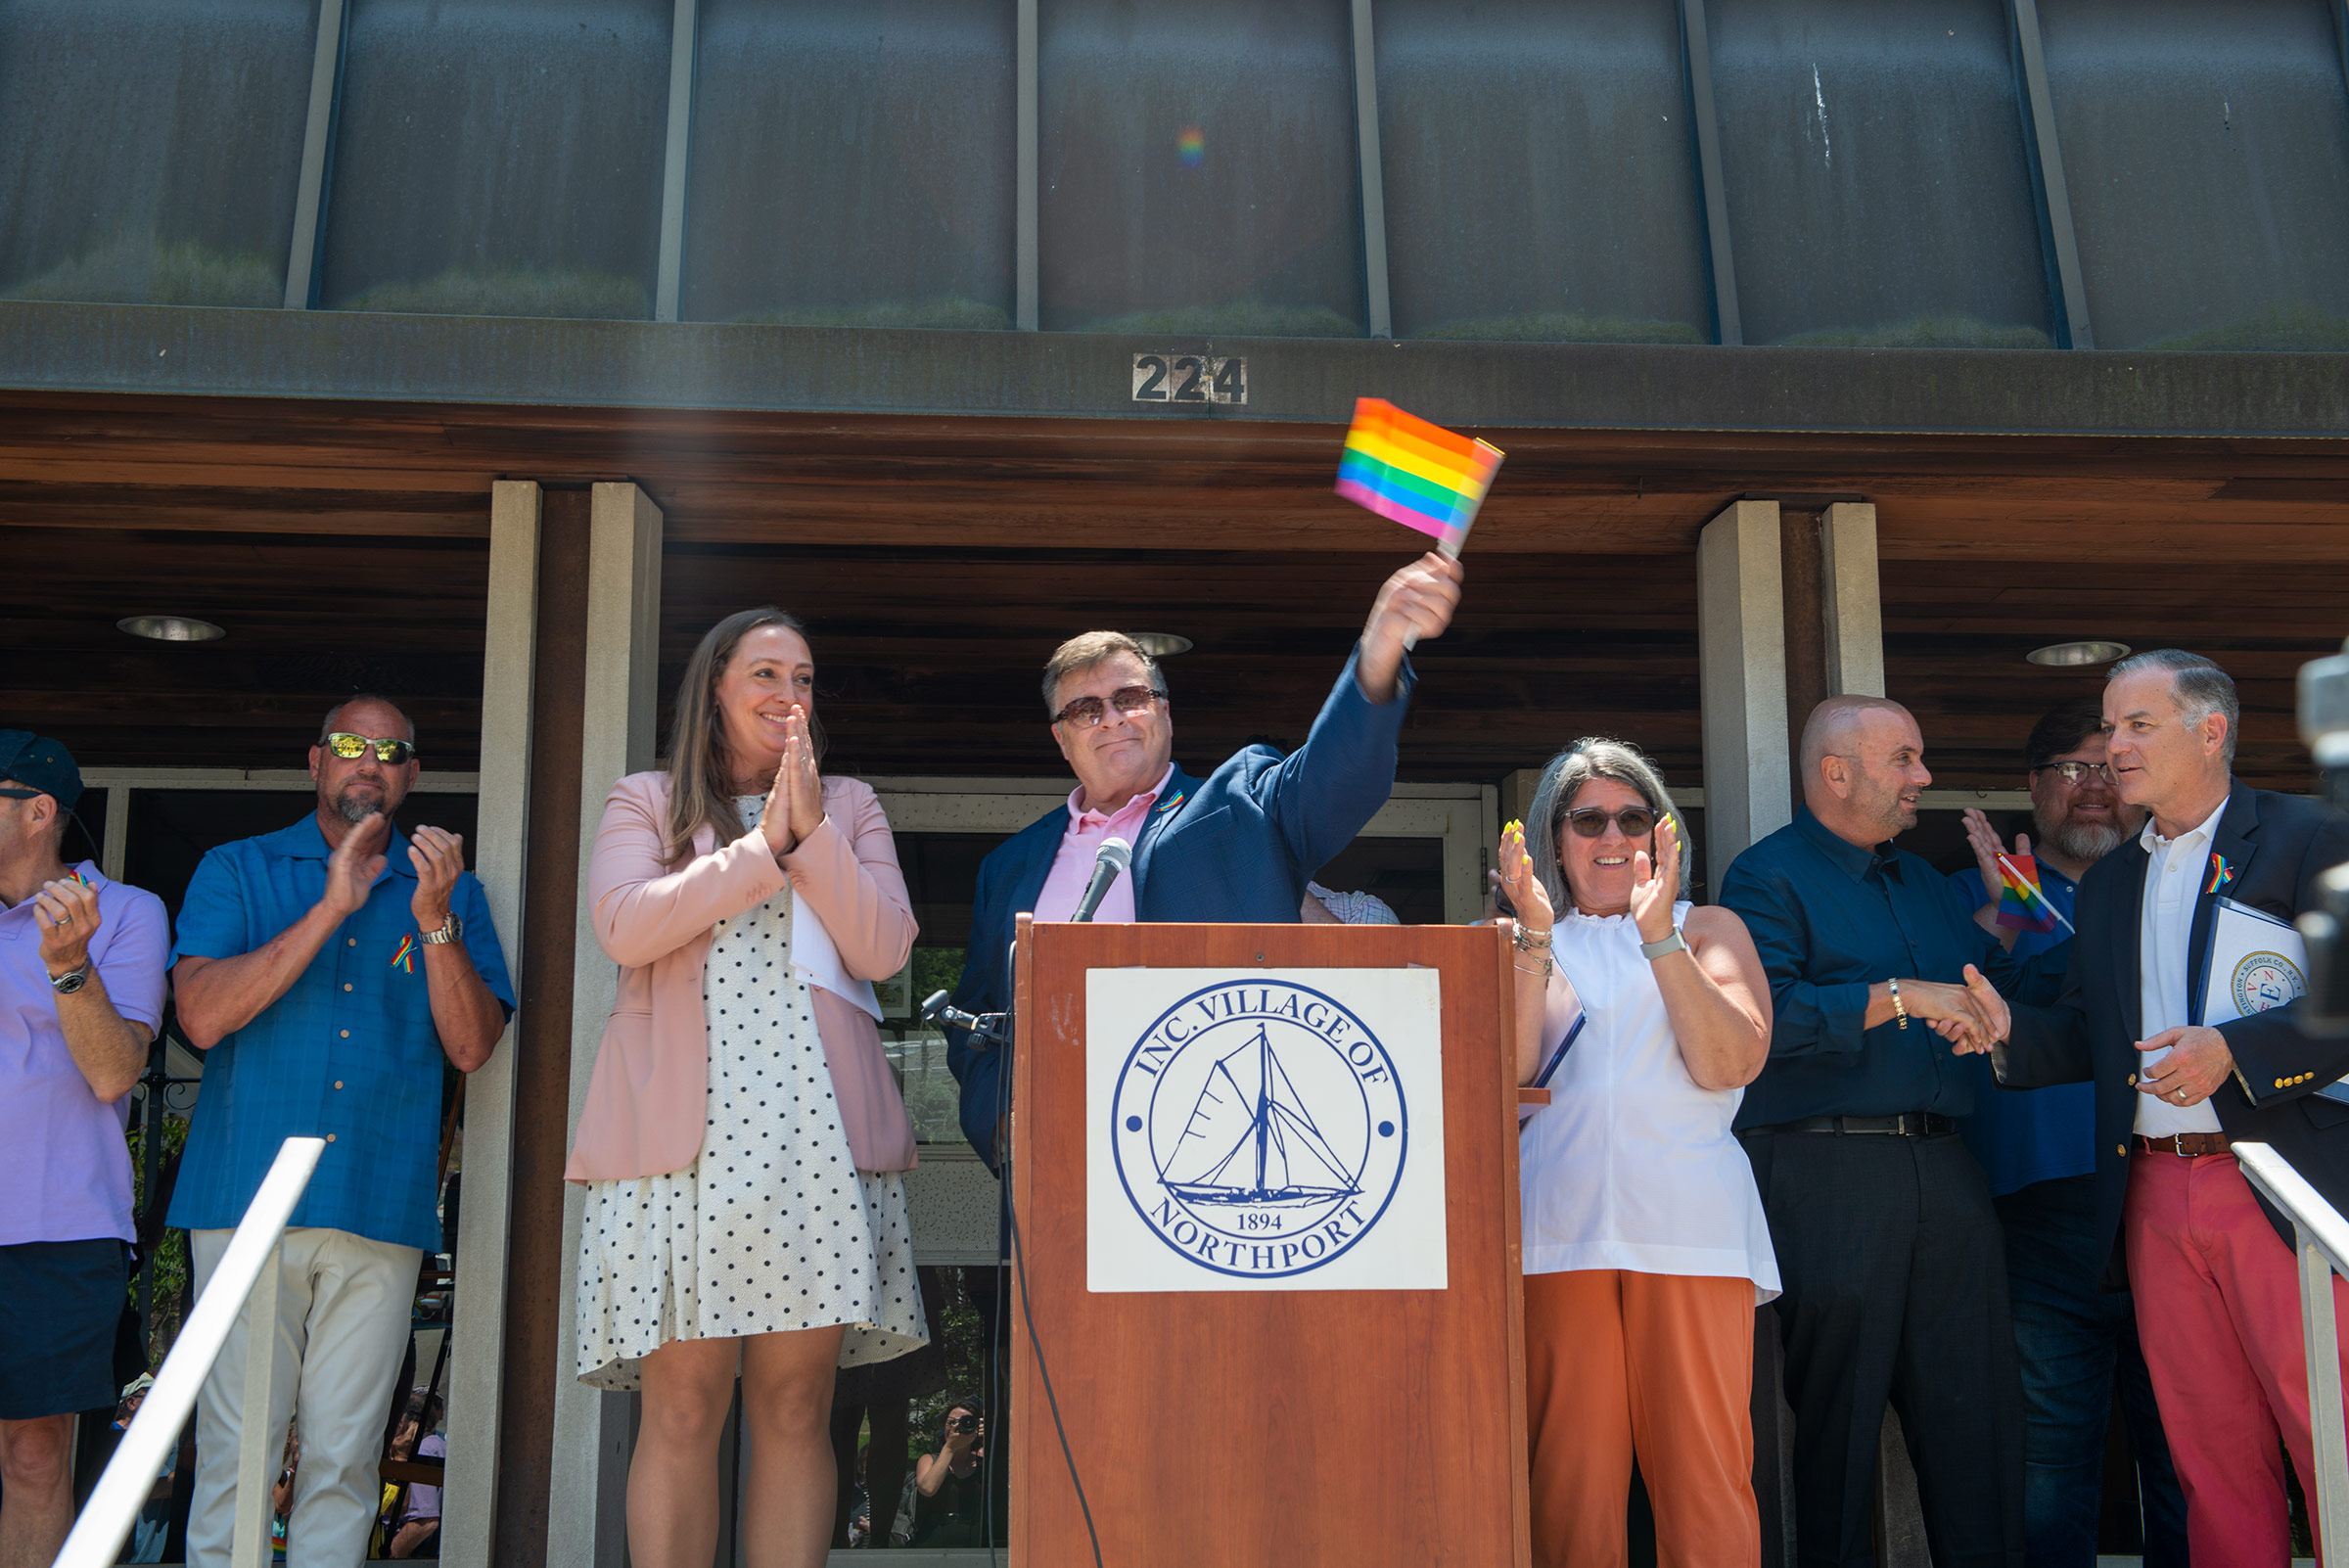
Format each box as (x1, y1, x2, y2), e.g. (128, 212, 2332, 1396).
(1996, 1175, 2188, 1568)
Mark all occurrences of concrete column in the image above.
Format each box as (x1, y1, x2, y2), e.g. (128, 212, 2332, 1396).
(441, 482, 542, 1568)
(545, 484, 665, 1568)
(1819, 501, 1885, 699)
(1696, 499, 1790, 895)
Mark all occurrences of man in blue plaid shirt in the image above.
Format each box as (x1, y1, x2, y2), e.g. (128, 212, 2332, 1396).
(167, 694, 512, 1568)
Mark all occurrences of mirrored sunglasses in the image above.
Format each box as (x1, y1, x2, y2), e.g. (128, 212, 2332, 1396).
(1051, 686, 1167, 730)
(325, 732, 417, 764)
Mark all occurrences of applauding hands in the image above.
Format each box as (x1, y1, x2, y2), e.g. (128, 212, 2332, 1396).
(757, 706, 824, 858)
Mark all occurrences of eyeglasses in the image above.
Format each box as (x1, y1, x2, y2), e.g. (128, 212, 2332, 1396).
(2033, 761, 2113, 786)
(324, 732, 417, 764)
(1561, 807, 1660, 839)
(1050, 686, 1167, 730)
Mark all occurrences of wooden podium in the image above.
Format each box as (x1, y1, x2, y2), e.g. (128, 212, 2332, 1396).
(1006, 917, 1530, 1567)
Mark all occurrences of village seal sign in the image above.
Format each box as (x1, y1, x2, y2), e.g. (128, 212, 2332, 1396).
(1111, 978, 1407, 1279)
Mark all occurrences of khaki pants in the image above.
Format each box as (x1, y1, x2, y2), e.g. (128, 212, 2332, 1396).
(186, 1226, 420, 1568)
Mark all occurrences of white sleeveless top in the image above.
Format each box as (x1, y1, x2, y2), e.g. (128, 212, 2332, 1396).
(1520, 901, 1779, 1300)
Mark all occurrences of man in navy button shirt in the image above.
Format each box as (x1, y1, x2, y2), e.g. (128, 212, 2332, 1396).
(167, 695, 511, 1568)
(1721, 695, 2033, 1568)
(1949, 699, 2184, 1568)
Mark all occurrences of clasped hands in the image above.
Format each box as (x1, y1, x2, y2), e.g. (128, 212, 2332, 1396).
(756, 706, 825, 859)
(1902, 966, 2011, 1056)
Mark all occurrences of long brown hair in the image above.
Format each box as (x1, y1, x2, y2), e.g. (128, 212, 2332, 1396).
(665, 607, 825, 858)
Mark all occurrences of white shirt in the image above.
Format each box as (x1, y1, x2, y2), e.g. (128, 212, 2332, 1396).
(1518, 903, 1780, 1299)
(2134, 798, 2231, 1135)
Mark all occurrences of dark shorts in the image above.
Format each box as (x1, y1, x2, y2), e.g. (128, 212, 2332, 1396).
(0, 1237, 127, 1419)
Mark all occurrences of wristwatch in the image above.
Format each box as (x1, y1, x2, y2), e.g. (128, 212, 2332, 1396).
(1638, 927, 1688, 961)
(420, 913, 464, 946)
(49, 963, 88, 994)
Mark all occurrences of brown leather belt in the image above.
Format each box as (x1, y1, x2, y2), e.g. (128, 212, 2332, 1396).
(2137, 1132, 2234, 1158)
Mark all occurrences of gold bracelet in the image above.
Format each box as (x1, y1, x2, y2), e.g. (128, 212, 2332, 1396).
(1889, 977, 1910, 1031)
(1511, 924, 1553, 952)
(1513, 954, 1553, 979)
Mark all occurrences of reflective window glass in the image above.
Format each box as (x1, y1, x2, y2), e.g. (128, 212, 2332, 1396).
(318, 0, 669, 319)
(1375, 0, 1711, 345)
(684, 0, 1015, 329)
(1707, 0, 2053, 346)
(1038, 0, 1364, 337)
(0, 0, 313, 307)
(2040, 0, 2349, 350)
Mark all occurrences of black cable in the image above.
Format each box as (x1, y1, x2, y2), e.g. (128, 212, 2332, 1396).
(1002, 1054, 1104, 1568)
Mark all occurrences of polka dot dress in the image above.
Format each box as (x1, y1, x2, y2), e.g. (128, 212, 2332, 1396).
(575, 800, 926, 1389)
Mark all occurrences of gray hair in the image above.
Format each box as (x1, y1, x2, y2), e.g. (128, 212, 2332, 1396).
(1040, 631, 1164, 718)
(1525, 738, 1689, 913)
(2107, 649, 2238, 764)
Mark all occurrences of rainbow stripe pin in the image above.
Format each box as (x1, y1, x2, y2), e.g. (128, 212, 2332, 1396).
(2205, 853, 2235, 897)
(390, 933, 417, 973)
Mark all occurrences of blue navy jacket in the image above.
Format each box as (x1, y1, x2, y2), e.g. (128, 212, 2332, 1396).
(945, 645, 1413, 1169)
(2001, 781, 2349, 1281)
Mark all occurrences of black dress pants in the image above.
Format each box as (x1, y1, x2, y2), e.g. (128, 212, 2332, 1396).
(1745, 1128, 2027, 1568)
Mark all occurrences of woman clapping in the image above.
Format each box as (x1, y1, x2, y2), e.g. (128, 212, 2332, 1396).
(1499, 740, 1775, 1568)
(568, 608, 925, 1568)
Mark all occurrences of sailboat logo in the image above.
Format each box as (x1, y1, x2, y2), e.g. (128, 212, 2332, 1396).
(1111, 978, 1408, 1279)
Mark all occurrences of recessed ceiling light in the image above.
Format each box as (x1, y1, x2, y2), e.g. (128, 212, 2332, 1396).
(1128, 632, 1193, 657)
(118, 616, 226, 642)
(2026, 639, 2130, 668)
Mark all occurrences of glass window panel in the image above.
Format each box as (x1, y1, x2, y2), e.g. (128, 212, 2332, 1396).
(0, 0, 312, 307)
(683, 0, 1015, 329)
(1707, 0, 2053, 346)
(318, 0, 669, 320)
(2040, 0, 2349, 350)
(1039, 0, 1364, 337)
(1375, 0, 1710, 345)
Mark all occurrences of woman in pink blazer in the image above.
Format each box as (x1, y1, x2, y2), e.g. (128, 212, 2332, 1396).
(568, 607, 923, 1568)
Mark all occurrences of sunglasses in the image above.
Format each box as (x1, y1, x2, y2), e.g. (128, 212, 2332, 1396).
(1051, 685, 1167, 730)
(1561, 807, 1660, 840)
(324, 732, 417, 764)
(2033, 761, 2113, 786)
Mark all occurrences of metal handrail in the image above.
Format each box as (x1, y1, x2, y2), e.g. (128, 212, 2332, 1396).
(2231, 1139, 2349, 1564)
(55, 1136, 327, 1568)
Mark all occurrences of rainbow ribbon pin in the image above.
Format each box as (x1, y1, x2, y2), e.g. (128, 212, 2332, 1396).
(2205, 853, 2235, 897)
(390, 933, 417, 973)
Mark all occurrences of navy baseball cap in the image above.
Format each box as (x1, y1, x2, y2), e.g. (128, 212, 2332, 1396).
(0, 730, 85, 809)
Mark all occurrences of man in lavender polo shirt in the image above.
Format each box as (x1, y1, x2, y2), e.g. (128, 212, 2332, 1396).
(0, 731, 168, 1568)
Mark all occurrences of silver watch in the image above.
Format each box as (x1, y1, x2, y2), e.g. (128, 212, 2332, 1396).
(1638, 926, 1688, 961)
(50, 963, 89, 994)
(420, 914, 463, 946)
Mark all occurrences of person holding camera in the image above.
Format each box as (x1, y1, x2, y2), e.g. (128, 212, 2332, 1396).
(906, 1399, 988, 1547)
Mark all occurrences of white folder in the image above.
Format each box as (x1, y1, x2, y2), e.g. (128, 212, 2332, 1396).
(2199, 897, 2336, 1102)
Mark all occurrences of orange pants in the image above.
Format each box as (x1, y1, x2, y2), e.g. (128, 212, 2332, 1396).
(1524, 1268, 1761, 1568)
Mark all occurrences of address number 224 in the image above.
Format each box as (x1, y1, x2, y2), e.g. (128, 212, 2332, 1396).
(1132, 352, 1246, 405)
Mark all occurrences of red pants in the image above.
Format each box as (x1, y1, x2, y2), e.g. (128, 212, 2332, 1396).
(2126, 1149, 2349, 1566)
(1523, 1269, 1760, 1568)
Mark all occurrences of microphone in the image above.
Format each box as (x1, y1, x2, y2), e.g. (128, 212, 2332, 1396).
(1071, 836, 1132, 924)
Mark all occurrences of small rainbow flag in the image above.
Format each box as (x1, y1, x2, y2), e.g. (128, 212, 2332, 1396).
(1334, 397, 1504, 554)
(390, 933, 416, 973)
(1995, 853, 2061, 934)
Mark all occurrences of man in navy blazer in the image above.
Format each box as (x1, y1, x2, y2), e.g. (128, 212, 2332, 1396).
(944, 552, 1464, 1169)
(1997, 649, 2349, 1564)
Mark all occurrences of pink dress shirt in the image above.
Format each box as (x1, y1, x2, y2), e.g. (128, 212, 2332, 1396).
(1033, 765, 1173, 923)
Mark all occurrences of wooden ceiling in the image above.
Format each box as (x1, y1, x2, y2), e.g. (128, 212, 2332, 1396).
(3, 388, 2344, 789)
